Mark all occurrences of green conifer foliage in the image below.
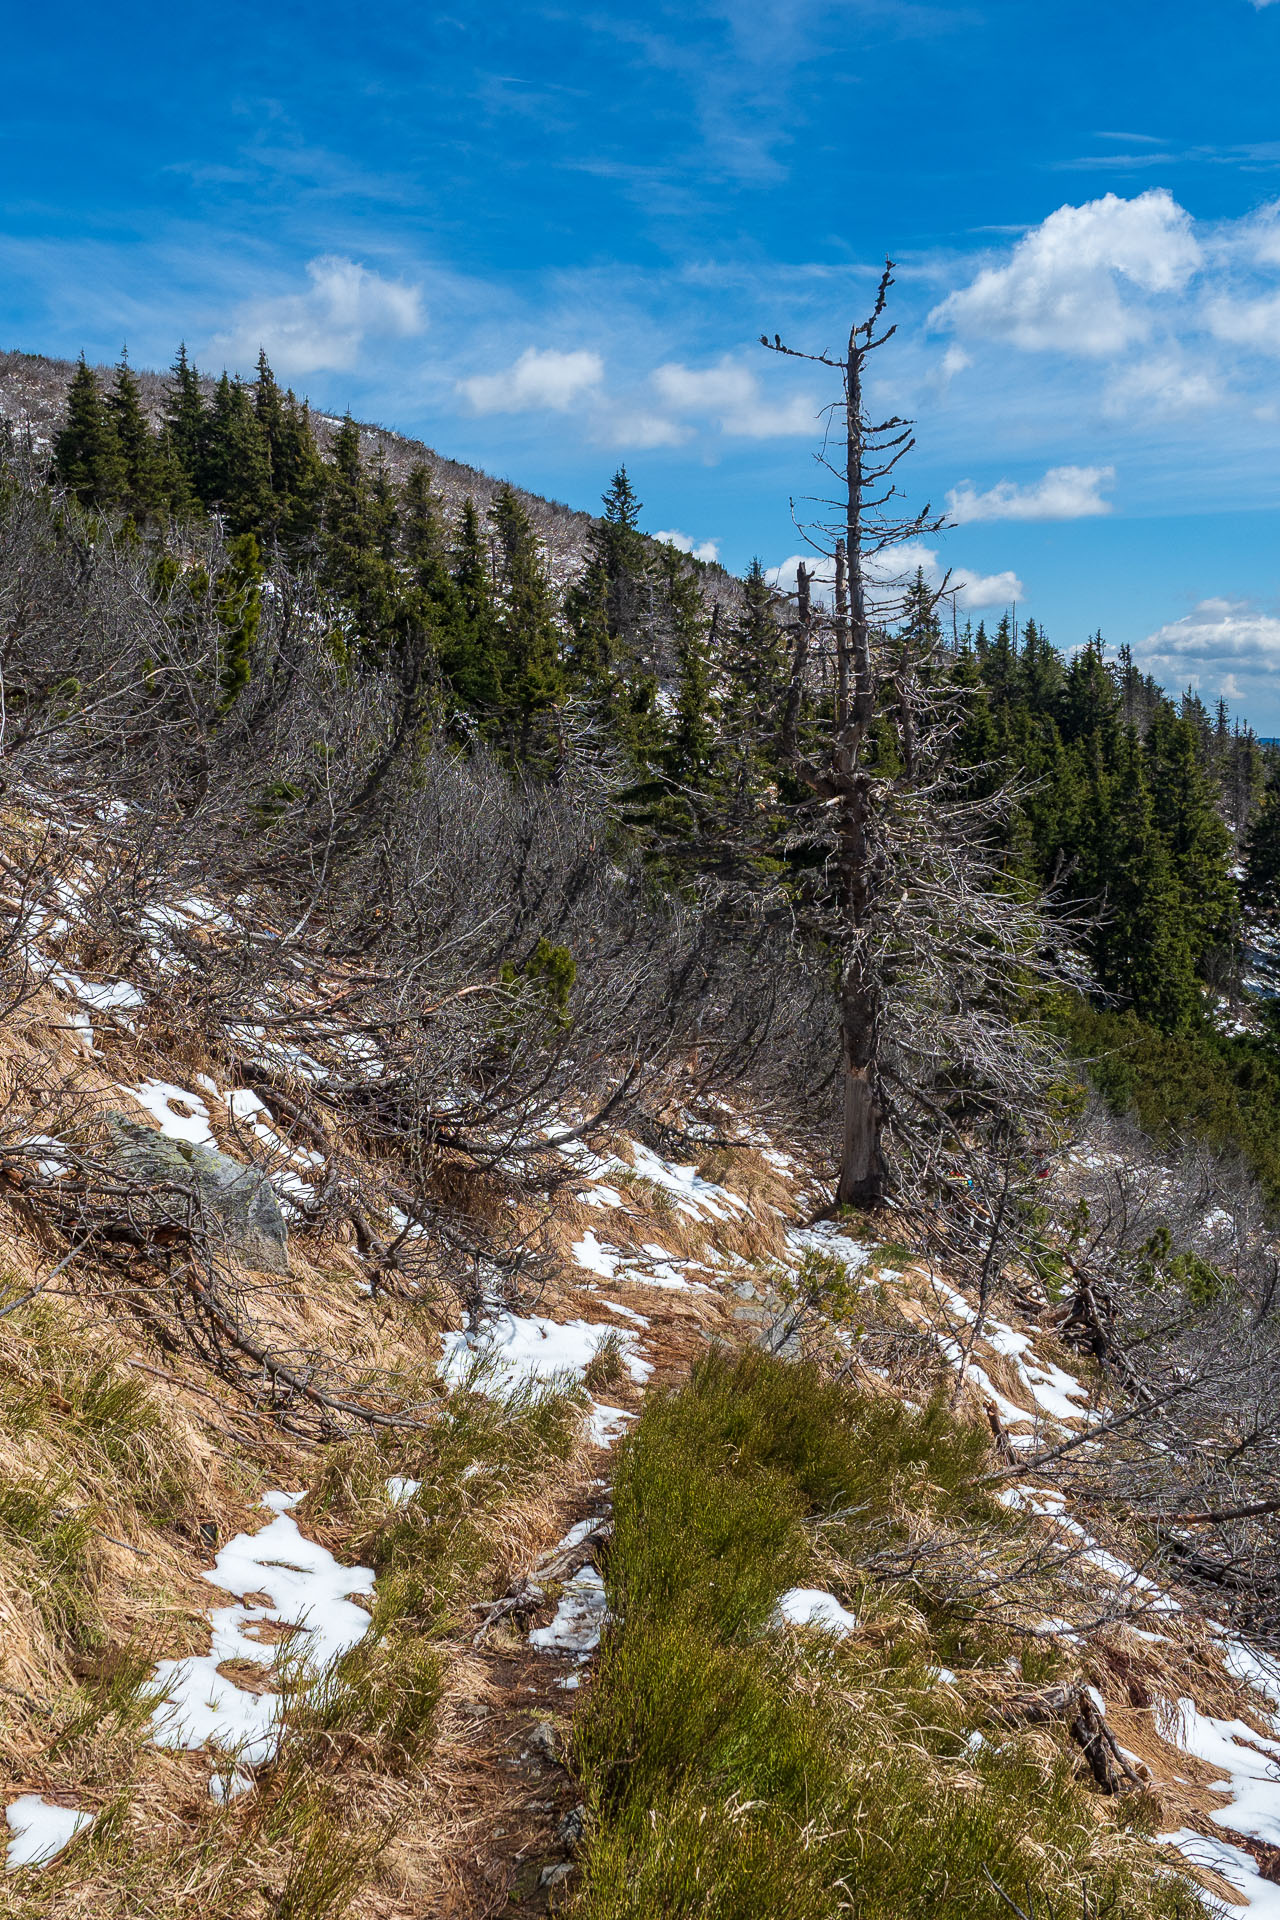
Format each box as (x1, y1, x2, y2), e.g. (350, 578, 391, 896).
(489, 485, 565, 754)
(564, 465, 651, 691)
(202, 374, 273, 537)
(1146, 704, 1237, 978)
(1242, 766, 1280, 919)
(161, 344, 207, 516)
(53, 357, 125, 509)
(320, 416, 398, 651)
(445, 497, 504, 712)
(105, 351, 163, 523)
(1088, 729, 1202, 1029)
(216, 532, 263, 712)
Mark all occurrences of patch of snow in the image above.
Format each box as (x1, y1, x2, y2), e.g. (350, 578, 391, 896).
(386, 1477, 421, 1507)
(441, 1313, 650, 1394)
(147, 1505, 374, 1776)
(578, 1184, 624, 1209)
(771, 1588, 858, 1637)
(1161, 1829, 1280, 1919)
(626, 1139, 749, 1220)
(572, 1231, 623, 1278)
(552, 1518, 599, 1552)
(20, 1134, 70, 1178)
(1160, 1699, 1280, 1848)
(787, 1223, 872, 1274)
(602, 1300, 650, 1327)
(528, 1564, 608, 1660)
(5, 1797, 95, 1871)
(1221, 1638, 1280, 1708)
(121, 1080, 213, 1145)
(587, 1404, 634, 1447)
(54, 971, 144, 1014)
(260, 1490, 306, 1512)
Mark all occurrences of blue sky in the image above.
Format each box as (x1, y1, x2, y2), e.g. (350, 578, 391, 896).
(5, 1, 1280, 720)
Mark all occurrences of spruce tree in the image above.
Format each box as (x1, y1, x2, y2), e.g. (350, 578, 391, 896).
(216, 532, 263, 712)
(162, 344, 207, 515)
(202, 374, 272, 537)
(1146, 704, 1237, 978)
(1088, 728, 1201, 1029)
(320, 415, 398, 649)
(53, 356, 125, 509)
(489, 485, 564, 754)
(564, 465, 651, 690)
(444, 498, 504, 712)
(105, 350, 163, 523)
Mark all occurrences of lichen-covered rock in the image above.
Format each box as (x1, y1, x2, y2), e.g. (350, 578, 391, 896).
(106, 1115, 289, 1273)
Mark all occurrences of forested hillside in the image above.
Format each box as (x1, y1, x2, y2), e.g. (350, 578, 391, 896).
(7, 307, 1280, 1918)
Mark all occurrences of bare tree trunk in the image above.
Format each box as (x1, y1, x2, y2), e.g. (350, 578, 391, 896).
(835, 330, 884, 1209)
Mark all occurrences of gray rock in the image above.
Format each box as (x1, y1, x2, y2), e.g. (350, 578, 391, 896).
(107, 1115, 290, 1272)
(554, 1804, 586, 1849)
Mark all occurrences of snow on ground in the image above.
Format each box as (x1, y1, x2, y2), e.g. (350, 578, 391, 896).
(557, 1134, 751, 1225)
(386, 1476, 421, 1507)
(1161, 1831, 1280, 1920)
(587, 1403, 634, 1447)
(121, 1080, 213, 1145)
(785, 1223, 872, 1274)
(147, 1499, 374, 1791)
(771, 1588, 858, 1637)
(1160, 1699, 1280, 1847)
(440, 1312, 651, 1394)
(528, 1564, 609, 1660)
(999, 1484, 1180, 1616)
(5, 1797, 95, 1872)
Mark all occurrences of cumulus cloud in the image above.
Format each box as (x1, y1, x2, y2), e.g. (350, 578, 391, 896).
(929, 189, 1200, 355)
(459, 345, 604, 413)
(211, 255, 424, 375)
(766, 541, 1023, 613)
(947, 464, 1116, 523)
(655, 528, 720, 562)
(1136, 599, 1280, 690)
(652, 356, 816, 437)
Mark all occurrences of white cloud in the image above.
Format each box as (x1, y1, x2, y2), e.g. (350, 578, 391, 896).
(1136, 599, 1280, 687)
(655, 528, 721, 562)
(929, 189, 1200, 355)
(459, 345, 604, 414)
(597, 409, 692, 449)
(766, 541, 1022, 613)
(1205, 289, 1280, 355)
(211, 255, 424, 375)
(947, 464, 1115, 523)
(1101, 351, 1222, 416)
(652, 356, 817, 437)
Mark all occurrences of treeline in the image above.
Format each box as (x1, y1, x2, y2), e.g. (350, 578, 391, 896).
(950, 616, 1262, 1029)
(43, 349, 1280, 1051)
(50, 351, 713, 768)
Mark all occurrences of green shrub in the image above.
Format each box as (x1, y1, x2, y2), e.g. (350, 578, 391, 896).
(568, 1349, 1198, 1920)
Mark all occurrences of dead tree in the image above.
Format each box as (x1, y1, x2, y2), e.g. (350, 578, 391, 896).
(761, 263, 1071, 1210)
